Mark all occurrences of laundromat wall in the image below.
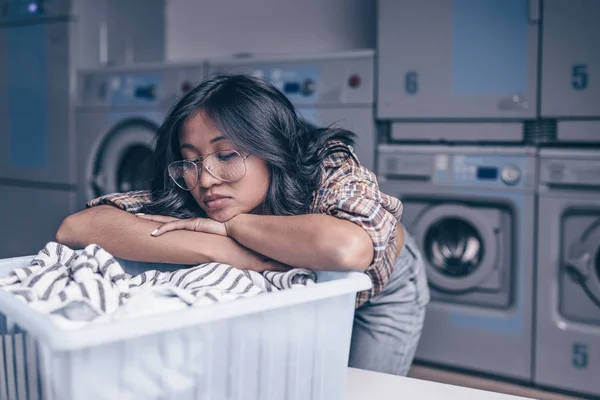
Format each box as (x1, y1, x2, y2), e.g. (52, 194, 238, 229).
(1, 0, 599, 398)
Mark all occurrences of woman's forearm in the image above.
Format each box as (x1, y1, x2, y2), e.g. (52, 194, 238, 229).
(226, 214, 374, 271)
(55, 206, 270, 270)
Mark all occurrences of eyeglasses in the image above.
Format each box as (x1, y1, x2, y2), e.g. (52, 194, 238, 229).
(168, 149, 250, 191)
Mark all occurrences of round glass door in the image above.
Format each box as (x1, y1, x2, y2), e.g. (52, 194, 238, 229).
(596, 250, 600, 288)
(116, 144, 155, 192)
(424, 217, 484, 279)
(90, 119, 158, 198)
(595, 250, 600, 305)
(413, 204, 500, 293)
(565, 222, 600, 307)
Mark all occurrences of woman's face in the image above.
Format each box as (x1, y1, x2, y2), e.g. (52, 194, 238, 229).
(178, 112, 270, 222)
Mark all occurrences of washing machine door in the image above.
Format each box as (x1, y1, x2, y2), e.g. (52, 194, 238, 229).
(565, 220, 600, 307)
(91, 119, 157, 197)
(413, 204, 500, 293)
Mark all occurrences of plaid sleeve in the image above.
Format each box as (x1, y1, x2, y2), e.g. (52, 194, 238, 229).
(86, 190, 153, 214)
(311, 143, 403, 306)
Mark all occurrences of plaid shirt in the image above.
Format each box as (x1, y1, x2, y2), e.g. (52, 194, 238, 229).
(87, 141, 403, 307)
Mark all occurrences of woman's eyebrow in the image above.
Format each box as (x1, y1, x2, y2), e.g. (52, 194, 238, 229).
(180, 143, 197, 150)
(180, 136, 227, 150)
(209, 135, 226, 144)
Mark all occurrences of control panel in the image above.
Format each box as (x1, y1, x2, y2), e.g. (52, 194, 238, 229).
(210, 52, 374, 106)
(540, 149, 600, 188)
(0, 0, 71, 23)
(109, 73, 162, 106)
(378, 145, 535, 189)
(249, 66, 320, 104)
(444, 154, 527, 187)
(77, 65, 205, 108)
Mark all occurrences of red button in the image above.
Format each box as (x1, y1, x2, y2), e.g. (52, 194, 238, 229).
(181, 81, 192, 93)
(348, 74, 361, 88)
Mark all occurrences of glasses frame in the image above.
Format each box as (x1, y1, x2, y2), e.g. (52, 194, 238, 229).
(168, 149, 251, 191)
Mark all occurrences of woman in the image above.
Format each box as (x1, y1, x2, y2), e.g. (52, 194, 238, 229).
(56, 74, 429, 376)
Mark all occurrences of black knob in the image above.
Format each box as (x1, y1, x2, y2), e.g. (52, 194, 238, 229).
(300, 78, 316, 96)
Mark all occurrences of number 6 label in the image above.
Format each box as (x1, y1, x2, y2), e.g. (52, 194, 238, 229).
(405, 71, 418, 95)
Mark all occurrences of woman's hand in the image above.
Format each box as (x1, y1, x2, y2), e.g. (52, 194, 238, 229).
(135, 213, 290, 272)
(135, 214, 228, 237)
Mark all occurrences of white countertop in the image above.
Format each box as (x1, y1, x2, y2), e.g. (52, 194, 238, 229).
(345, 368, 534, 400)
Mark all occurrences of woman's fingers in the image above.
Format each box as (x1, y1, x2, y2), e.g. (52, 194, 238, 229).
(150, 219, 193, 236)
(135, 214, 180, 224)
(189, 218, 228, 236)
(149, 218, 227, 237)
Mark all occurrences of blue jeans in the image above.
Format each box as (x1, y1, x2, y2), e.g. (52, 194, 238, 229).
(348, 226, 430, 376)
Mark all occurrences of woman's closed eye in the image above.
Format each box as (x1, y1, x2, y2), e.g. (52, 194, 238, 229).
(184, 150, 240, 164)
(217, 151, 238, 161)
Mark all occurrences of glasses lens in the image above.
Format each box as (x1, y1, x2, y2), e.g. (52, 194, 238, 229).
(168, 160, 198, 190)
(168, 151, 248, 189)
(205, 150, 247, 182)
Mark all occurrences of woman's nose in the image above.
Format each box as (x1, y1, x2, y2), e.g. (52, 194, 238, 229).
(197, 164, 222, 188)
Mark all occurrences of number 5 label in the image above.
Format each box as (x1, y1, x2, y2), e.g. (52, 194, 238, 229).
(572, 64, 588, 90)
(572, 342, 589, 369)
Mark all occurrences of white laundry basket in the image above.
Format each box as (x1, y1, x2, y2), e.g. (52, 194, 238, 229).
(0, 255, 371, 400)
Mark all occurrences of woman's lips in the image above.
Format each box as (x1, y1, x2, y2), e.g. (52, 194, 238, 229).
(204, 196, 231, 210)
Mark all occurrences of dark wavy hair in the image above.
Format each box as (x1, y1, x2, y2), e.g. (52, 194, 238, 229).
(144, 74, 356, 218)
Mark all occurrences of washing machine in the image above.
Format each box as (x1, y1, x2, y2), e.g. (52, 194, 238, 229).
(0, 0, 84, 258)
(207, 50, 377, 173)
(535, 148, 600, 398)
(377, 144, 536, 381)
(75, 63, 206, 209)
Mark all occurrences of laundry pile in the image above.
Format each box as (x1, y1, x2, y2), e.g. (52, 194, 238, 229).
(0, 242, 316, 329)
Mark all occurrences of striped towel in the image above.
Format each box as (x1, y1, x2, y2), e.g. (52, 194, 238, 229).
(0, 242, 316, 329)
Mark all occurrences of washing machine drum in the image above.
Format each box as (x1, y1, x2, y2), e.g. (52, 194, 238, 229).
(91, 120, 157, 197)
(565, 220, 600, 307)
(413, 204, 501, 293)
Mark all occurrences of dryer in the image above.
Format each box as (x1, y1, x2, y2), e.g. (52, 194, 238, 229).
(75, 63, 205, 210)
(0, 0, 92, 258)
(376, 0, 538, 143)
(535, 148, 600, 398)
(540, 0, 600, 145)
(207, 50, 377, 173)
(378, 145, 536, 381)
